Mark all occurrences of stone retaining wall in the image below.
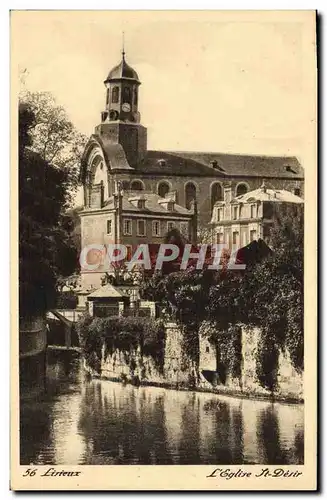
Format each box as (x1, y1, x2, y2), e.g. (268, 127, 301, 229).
(85, 321, 303, 401)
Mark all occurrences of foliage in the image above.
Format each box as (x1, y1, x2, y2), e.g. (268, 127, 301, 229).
(141, 204, 304, 390)
(55, 291, 78, 309)
(19, 90, 88, 200)
(197, 225, 212, 244)
(241, 205, 304, 387)
(141, 268, 217, 363)
(201, 321, 242, 383)
(77, 314, 166, 373)
(255, 328, 279, 392)
(19, 101, 79, 316)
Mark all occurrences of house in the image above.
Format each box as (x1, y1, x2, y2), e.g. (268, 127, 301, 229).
(210, 182, 304, 249)
(80, 186, 197, 288)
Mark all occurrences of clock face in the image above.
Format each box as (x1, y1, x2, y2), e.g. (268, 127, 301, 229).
(122, 102, 131, 112)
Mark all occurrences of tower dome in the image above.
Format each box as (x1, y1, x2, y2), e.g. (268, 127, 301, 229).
(104, 52, 140, 84)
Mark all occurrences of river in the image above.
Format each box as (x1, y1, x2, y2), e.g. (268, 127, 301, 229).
(20, 350, 304, 465)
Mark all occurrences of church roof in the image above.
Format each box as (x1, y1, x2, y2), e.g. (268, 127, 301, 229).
(104, 53, 140, 84)
(135, 150, 304, 179)
(81, 137, 304, 181)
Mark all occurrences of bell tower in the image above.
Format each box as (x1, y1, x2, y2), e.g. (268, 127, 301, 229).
(95, 49, 147, 167)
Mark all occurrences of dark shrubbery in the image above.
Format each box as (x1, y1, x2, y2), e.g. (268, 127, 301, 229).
(76, 314, 165, 373)
(56, 291, 78, 309)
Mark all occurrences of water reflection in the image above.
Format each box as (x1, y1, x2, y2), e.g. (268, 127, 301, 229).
(20, 353, 304, 465)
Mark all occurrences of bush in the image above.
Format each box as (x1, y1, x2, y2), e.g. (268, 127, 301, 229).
(56, 291, 77, 309)
(76, 314, 166, 372)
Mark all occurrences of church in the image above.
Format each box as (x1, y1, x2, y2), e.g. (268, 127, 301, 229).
(79, 50, 304, 287)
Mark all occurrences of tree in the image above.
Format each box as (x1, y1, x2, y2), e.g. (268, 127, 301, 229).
(19, 102, 79, 317)
(141, 204, 304, 385)
(242, 204, 304, 384)
(19, 90, 88, 202)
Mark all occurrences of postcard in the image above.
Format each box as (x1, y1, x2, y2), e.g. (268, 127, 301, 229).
(11, 10, 317, 491)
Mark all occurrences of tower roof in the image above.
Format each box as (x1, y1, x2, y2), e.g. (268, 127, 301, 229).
(104, 52, 140, 84)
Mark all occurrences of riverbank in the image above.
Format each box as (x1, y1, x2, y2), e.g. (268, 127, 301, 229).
(20, 351, 304, 465)
(78, 320, 303, 404)
(83, 362, 304, 405)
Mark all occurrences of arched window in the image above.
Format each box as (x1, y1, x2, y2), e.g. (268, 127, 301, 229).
(185, 182, 197, 210)
(106, 89, 110, 105)
(211, 182, 223, 209)
(236, 183, 249, 197)
(123, 86, 131, 104)
(133, 87, 138, 106)
(112, 86, 120, 104)
(130, 180, 144, 191)
(158, 182, 170, 198)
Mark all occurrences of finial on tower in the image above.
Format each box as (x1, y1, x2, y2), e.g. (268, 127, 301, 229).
(122, 31, 125, 59)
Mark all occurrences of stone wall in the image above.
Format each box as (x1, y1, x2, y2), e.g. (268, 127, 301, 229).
(85, 320, 303, 401)
(88, 322, 196, 387)
(198, 323, 303, 401)
(241, 326, 303, 399)
(163, 322, 197, 386)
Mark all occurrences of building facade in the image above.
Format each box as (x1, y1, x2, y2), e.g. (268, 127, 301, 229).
(80, 187, 196, 288)
(210, 183, 304, 249)
(79, 50, 305, 286)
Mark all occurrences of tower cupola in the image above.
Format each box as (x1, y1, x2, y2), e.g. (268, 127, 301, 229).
(96, 47, 147, 167)
(104, 51, 140, 84)
(102, 51, 141, 124)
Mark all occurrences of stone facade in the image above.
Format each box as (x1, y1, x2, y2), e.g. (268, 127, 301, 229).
(80, 189, 197, 289)
(210, 183, 304, 248)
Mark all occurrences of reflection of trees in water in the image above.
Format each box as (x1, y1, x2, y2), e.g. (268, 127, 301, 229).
(20, 353, 81, 465)
(178, 393, 201, 464)
(46, 351, 81, 394)
(257, 405, 304, 464)
(257, 406, 284, 463)
(294, 428, 304, 464)
(207, 400, 244, 464)
(229, 406, 244, 463)
(20, 354, 304, 466)
(77, 386, 248, 465)
(20, 402, 55, 465)
(77, 383, 174, 464)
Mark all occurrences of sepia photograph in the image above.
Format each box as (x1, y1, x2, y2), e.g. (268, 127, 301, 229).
(11, 9, 317, 490)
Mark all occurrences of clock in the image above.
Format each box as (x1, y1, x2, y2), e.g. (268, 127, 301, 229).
(122, 102, 131, 112)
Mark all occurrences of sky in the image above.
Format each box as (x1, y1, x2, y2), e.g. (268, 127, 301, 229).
(12, 10, 316, 159)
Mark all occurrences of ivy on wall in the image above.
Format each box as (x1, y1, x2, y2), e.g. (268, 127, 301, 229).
(76, 314, 165, 373)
